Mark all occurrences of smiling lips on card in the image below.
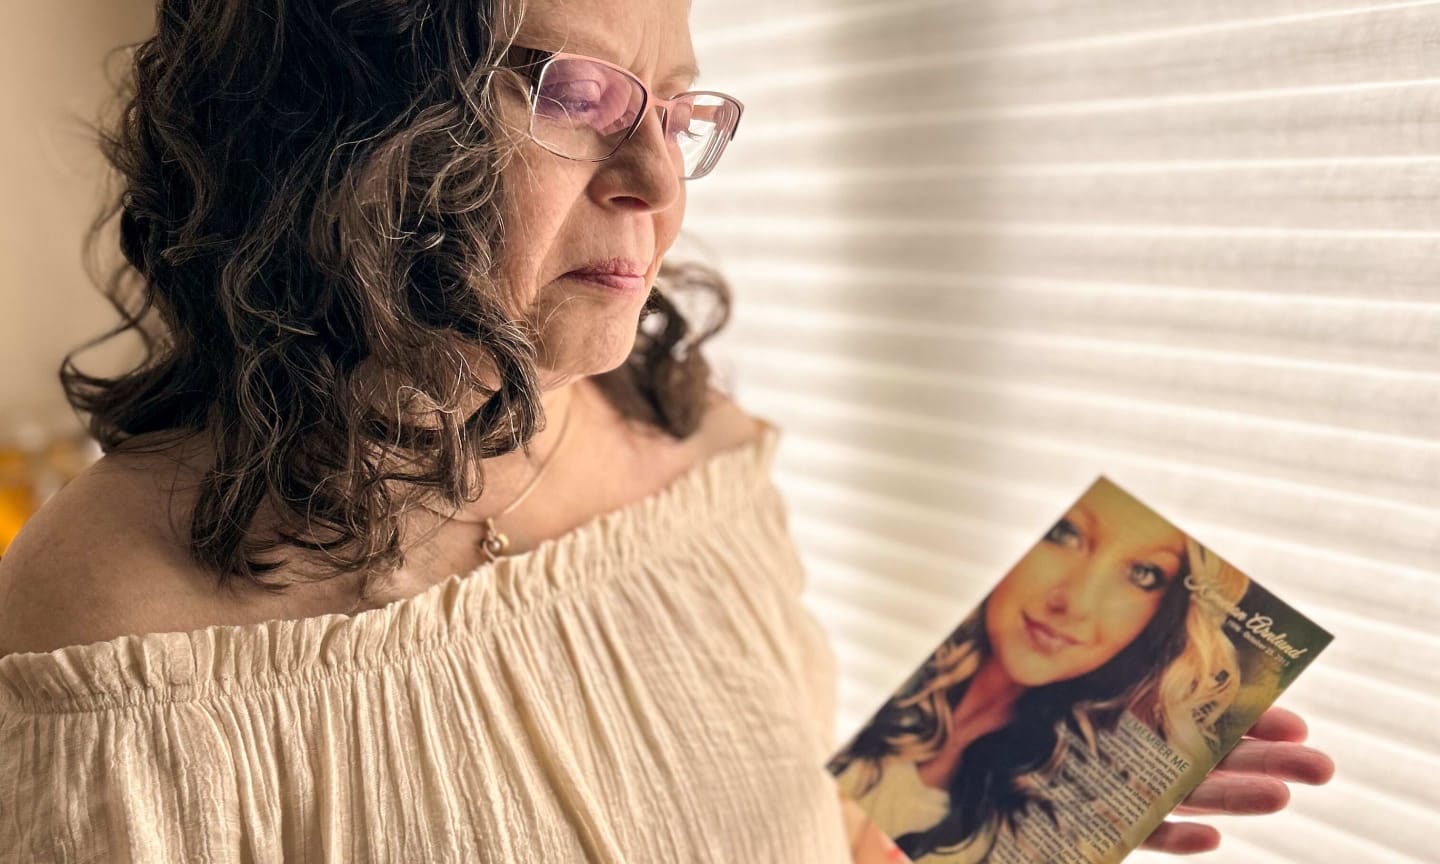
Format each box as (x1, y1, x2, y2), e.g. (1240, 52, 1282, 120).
(1022, 612, 1080, 654)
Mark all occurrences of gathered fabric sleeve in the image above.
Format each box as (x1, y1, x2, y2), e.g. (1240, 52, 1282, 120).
(0, 418, 852, 864)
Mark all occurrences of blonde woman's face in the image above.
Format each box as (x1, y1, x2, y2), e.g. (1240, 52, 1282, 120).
(494, 0, 695, 387)
(984, 486, 1187, 687)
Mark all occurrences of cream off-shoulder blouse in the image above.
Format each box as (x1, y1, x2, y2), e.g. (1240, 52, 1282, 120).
(0, 419, 852, 863)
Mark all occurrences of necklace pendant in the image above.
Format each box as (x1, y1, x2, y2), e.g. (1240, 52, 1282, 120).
(478, 517, 509, 562)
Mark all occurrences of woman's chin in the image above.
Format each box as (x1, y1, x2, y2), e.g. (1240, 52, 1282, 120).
(538, 334, 642, 381)
(995, 644, 1069, 688)
(1007, 656, 1097, 689)
(527, 289, 641, 355)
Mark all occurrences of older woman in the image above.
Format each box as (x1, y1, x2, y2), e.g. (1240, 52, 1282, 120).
(0, 0, 1330, 861)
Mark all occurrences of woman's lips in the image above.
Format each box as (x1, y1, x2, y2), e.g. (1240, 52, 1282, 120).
(561, 271, 647, 293)
(1022, 613, 1080, 654)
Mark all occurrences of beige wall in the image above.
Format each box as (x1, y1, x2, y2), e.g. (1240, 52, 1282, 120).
(1, 1, 155, 437)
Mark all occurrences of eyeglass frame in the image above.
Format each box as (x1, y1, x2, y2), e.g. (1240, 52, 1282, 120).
(503, 45, 745, 181)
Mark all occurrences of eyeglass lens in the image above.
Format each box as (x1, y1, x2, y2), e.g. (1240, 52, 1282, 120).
(529, 57, 739, 179)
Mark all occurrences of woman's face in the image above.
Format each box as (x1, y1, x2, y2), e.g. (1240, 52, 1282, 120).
(496, 0, 696, 388)
(984, 483, 1187, 687)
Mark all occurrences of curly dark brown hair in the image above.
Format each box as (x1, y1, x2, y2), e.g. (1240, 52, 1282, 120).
(61, 0, 732, 596)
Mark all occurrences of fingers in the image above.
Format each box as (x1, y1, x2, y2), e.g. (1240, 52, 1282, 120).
(1211, 739, 1336, 785)
(1175, 774, 1290, 815)
(1140, 820, 1221, 855)
(1246, 706, 1310, 743)
(1174, 738, 1335, 816)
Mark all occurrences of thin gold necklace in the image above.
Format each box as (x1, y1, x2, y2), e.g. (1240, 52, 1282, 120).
(427, 389, 577, 563)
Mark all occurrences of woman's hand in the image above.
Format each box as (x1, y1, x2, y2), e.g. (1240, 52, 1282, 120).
(1140, 706, 1335, 855)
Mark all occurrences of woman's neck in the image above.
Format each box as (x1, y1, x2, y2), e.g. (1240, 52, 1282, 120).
(460, 377, 583, 512)
(913, 655, 1026, 789)
(955, 655, 1025, 727)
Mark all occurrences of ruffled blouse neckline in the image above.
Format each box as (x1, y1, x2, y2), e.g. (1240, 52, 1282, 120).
(0, 419, 783, 714)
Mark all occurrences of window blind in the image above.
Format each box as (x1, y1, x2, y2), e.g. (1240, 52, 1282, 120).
(684, 1, 1440, 861)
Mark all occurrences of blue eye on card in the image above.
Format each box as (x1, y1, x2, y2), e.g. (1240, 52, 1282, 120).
(1045, 518, 1083, 549)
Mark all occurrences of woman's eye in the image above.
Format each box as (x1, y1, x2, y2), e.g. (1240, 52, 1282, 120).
(537, 80, 603, 115)
(1128, 563, 1165, 590)
(1044, 518, 1083, 549)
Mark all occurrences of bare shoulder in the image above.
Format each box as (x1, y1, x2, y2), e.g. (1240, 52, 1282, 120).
(604, 383, 766, 497)
(604, 379, 765, 466)
(0, 444, 218, 658)
(695, 384, 768, 457)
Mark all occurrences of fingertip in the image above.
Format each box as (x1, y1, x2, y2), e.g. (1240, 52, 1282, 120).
(1290, 708, 1313, 743)
(1226, 777, 1290, 814)
(1280, 744, 1337, 785)
(1308, 750, 1337, 785)
(1192, 826, 1222, 854)
(1259, 778, 1291, 813)
(1284, 709, 1309, 743)
(1142, 821, 1223, 855)
(1254, 706, 1309, 743)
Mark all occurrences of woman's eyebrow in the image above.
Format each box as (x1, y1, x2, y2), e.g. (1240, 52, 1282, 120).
(523, 29, 699, 84)
(1136, 541, 1184, 572)
(664, 61, 700, 87)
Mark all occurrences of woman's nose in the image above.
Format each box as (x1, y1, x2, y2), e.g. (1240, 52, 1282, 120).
(1045, 562, 1103, 616)
(597, 104, 683, 212)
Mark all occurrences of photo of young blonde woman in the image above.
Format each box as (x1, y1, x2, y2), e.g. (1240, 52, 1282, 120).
(830, 479, 1267, 863)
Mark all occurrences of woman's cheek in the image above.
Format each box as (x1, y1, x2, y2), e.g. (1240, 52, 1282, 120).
(984, 577, 1017, 640)
(995, 555, 1044, 604)
(1096, 593, 1163, 658)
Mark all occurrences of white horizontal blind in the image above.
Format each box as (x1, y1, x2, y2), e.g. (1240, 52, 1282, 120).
(684, 1, 1440, 862)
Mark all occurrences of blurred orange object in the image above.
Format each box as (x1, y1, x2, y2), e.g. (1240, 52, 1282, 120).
(0, 423, 100, 557)
(0, 446, 37, 556)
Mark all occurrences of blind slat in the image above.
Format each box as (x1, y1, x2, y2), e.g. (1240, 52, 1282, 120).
(691, 0, 1439, 859)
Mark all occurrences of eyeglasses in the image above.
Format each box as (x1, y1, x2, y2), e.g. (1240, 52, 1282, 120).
(504, 46, 744, 181)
